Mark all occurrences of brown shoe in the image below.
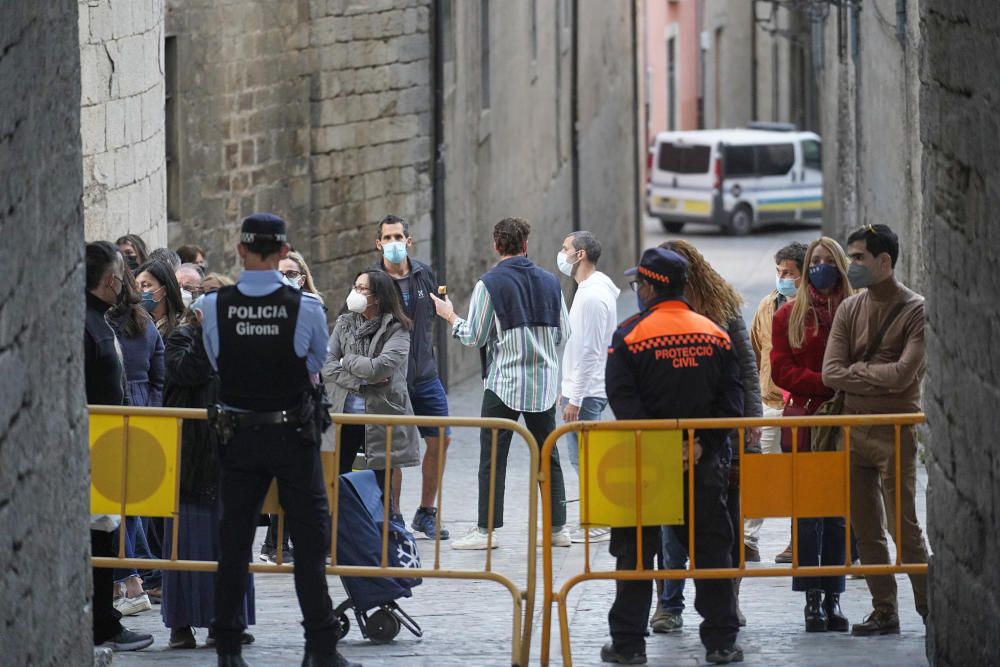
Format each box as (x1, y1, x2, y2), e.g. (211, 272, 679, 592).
(851, 609, 900, 636)
(744, 544, 760, 562)
(774, 544, 794, 564)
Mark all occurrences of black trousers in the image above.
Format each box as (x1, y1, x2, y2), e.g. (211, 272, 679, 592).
(92, 529, 124, 643)
(338, 423, 390, 506)
(477, 390, 567, 529)
(213, 424, 337, 656)
(608, 449, 739, 653)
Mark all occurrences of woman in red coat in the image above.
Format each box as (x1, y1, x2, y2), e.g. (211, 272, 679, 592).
(771, 236, 855, 633)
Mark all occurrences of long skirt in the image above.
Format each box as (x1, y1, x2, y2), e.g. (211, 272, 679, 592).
(161, 500, 256, 629)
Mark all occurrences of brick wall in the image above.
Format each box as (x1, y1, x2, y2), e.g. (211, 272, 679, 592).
(921, 2, 1000, 664)
(306, 0, 434, 305)
(80, 0, 167, 246)
(0, 3, 91, 663)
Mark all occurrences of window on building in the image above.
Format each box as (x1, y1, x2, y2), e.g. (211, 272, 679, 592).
(666, 36, 677, 131)
(164, 35, 179, 221)
(481, 0, 490, 110)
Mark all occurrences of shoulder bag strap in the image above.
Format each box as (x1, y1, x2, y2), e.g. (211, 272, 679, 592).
(862, 301, 907, 362)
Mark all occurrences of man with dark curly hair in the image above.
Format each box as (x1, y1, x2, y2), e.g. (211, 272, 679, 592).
(431, 218, 572, 550)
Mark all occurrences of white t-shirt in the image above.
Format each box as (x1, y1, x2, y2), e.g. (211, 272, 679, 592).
(560, 271, 621, 405)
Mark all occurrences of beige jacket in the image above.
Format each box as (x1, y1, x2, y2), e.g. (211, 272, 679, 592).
(750, 290, 786, 409)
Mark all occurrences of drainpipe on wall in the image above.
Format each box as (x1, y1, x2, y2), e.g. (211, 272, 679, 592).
(570, 0, 580, 233)
(751, 1, 758, 121)
(632, 0, 642, 260)
(431, 0, 448, 389)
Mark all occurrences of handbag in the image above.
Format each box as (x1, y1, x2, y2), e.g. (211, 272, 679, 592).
(810, 301, 907, 452)
(780, 399, 813, 452)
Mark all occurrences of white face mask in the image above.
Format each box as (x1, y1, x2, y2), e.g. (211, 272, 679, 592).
(181, 289, 193, 308)
(557, 250, 580, 277)
(345, 289, 369, 313)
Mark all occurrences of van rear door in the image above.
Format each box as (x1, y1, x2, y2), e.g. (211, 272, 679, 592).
(648, 140, 713, 221)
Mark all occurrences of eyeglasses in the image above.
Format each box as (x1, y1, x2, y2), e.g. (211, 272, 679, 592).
(353, 284, 371, 294)
(629, 280, 643, 293)
(280, 270, 302, 280)
(182, 285, 204, 296)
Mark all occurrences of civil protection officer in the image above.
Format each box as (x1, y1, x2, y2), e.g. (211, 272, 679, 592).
(201, 213, 360, 667)
(602, 248, 744, 665)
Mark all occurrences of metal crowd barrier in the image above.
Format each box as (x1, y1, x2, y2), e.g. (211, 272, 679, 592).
(87, 406, 539, 667)
(538, 413, 928, 667)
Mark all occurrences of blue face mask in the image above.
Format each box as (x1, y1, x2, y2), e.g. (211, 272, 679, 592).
(140, 290, 160, 313)
(775, 276, 798, 298)
(808, 263, 840, 290)
(382, 241, 408, 265)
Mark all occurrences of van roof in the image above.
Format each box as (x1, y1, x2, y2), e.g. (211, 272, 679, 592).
(653, 128, 820, 146)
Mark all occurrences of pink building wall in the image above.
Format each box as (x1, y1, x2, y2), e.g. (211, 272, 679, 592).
(644, 0, 703, 147)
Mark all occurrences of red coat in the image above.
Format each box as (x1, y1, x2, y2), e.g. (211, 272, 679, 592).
(770, 298, 835, 414)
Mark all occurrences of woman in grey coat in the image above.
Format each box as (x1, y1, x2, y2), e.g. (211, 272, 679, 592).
(323, 269, 421, 513)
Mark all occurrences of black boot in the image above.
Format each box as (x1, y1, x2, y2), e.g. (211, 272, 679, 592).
(824, 592, 849, 632)
(804, 589, 827, 632)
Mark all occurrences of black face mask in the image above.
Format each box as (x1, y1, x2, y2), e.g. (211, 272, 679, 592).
(125, 255, 139, 271)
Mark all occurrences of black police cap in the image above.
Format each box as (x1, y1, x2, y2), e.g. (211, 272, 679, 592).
(240, 213, 288, 244)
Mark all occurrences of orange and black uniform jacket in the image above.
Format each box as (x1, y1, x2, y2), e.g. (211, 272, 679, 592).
(605, 299, 744, 453)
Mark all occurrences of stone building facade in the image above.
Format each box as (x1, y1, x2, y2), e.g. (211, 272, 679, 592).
(1, 4, 91, 665)
(79, 0, 167, 245)
(162, 0, 638, 383)
(920, 3, 1000, 665)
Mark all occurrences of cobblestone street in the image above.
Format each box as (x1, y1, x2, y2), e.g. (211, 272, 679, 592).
(116, 366, 929, 666)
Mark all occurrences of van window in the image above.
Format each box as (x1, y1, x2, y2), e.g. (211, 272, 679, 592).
(723, 145, 755, 177)
(802, 139, 822, 170)
(658, 143, 711, 174)
(723, 143, 795, 177)
(757, 144, 795, 175)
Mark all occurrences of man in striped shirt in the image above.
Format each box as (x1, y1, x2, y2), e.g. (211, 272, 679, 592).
(431, 217, 572, 550)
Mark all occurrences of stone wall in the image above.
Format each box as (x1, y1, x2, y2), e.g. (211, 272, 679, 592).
(164, 0, 311, 271)
(306, 0, 434, 305)
(80, 0, 167, 246)
(0, 3, 91, 664)
(920, 2, 1000, 664)
(816, 0, 923, 289)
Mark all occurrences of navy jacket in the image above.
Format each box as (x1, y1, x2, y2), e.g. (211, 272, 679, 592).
(84, 292, 126, 406)
(371, 257, 441, 389)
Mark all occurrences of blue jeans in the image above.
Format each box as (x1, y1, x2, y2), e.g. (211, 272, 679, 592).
(561, 396, 609, 473)
(658, 526, 689, 613)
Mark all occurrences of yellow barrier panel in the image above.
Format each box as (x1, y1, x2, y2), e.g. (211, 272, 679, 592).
(87, 406, 538, 667)
(580, 429, 683, 527)
(539, 414, 928, 667)
(89, 413, 181, 517)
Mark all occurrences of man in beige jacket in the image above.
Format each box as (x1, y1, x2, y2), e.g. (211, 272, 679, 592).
(822, 224, 928, 637)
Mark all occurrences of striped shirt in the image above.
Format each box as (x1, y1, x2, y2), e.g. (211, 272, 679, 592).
(452, 279, 571, 412)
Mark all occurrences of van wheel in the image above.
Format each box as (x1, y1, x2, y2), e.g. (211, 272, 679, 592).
(659, 219, 684, 234)
(724, 206, 753, 236)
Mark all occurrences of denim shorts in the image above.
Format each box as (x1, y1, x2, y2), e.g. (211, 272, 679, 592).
(409, 377, 452, 437)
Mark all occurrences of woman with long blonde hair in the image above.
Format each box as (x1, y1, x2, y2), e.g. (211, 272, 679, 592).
(279, 250, 323, 301)
(649, 239, 762, 630)
(770, 235, 855, 632)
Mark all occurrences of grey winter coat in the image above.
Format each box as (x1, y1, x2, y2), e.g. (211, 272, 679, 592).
(322, 312, 421, 470)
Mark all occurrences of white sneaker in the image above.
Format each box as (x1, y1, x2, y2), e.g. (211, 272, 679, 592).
(551, 526, 572, 547)
(114, 593, 152, 616)
(451, 527, 499, 550)
(570, 526, 612, 543)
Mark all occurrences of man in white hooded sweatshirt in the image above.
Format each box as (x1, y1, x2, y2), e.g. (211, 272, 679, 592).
(556, 231, 622, 543)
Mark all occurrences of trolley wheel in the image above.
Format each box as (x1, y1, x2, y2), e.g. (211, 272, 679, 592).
(366, 608, 401, 643)
(335, 611, 350, 640)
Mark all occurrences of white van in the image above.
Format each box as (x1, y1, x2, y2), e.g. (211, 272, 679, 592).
(646, 125, 823, 235)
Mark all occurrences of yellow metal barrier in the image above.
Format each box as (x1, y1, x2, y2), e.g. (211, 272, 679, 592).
(87, 406, 539, 667)
(539, 413, 928, 667)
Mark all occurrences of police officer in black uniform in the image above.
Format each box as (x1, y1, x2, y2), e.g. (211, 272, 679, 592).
(201, 214, 360, 667)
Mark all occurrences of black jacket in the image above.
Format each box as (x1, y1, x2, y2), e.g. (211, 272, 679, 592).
(606, 299, 744, 454)
(370, 257, 440, 389)
(84, 291, 126, 406)
(164, 323, 220, 503)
